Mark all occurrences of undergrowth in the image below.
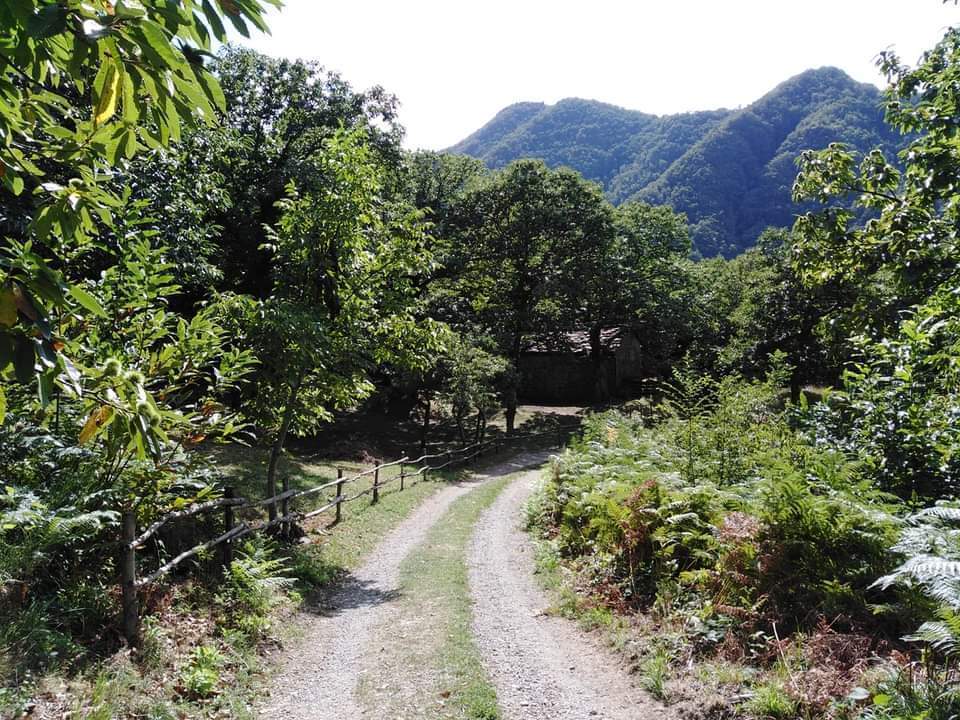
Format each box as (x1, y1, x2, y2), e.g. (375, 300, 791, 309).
(0, 449, 453, 718)
(526, 358, 960, 719)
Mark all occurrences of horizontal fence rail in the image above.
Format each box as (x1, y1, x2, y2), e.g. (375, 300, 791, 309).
(119, 424, 579, 645)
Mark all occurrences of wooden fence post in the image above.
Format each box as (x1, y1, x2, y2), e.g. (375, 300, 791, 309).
(335, 468, 344, 524)
(121, 509, 140, 648)
(400, 462, 405, 491)
(281, 475, 290, 539)
(221, 487, 235, 569)
(372, 467, 380, 505)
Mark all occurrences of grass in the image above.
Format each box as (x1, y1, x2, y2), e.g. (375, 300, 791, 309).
(357, 471, 523, 719)
(287, 467, 459, 587)
(529, 531, 627, 637)
(10, 433, 562, 718)
(744, 679, 799, 719)
(641, 645, 672, 701)
(18, 451, 476, 719)
(209, 442, 422, 520)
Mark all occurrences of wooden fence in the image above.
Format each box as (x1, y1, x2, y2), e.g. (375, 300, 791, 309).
(119, 426, 576, 645)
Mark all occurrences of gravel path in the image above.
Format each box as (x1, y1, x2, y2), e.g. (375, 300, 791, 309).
(257, 451, 550, 719)
(468, 468, 670, 720)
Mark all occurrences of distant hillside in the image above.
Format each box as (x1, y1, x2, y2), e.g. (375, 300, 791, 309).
(448, 68, 901, 257)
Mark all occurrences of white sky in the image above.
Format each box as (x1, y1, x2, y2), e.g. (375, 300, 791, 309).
(237, 1, 959, 150)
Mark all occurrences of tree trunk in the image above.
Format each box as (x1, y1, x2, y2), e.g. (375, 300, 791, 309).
(266, 371, 304, 522)
(790, 372, 802, 404)
(420, 395, 431, 455)
(506, 329, 522, 435)
(589, 323, 609, 402)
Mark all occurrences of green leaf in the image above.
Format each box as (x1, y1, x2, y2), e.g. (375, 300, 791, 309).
(37, 370, 53, 408)
(36, 339, 56, 369)
(0, 386, 6, 425)
(0, 288, 16, 327)
(59, 355, 83, 398)
(115, 0, 147, 19)
(136, 20, 182, 68)
(872, 694, 890, 707)
(123, 128, 138, 159)
(7, 0, 33, 22)
(26, 4, 67, 38)
(67, 284, 107, 318)
(121, 67, 138, 123)
(201, 0, 227, 41)
(195, 68, 226, 113)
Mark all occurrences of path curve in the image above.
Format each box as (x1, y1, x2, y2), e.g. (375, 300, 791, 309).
(468, 467, 670, 720)
(257, 451, 550, 719)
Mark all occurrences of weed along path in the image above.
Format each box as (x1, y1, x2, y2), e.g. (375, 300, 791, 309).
(468, 468, 670, 720)
(257, 450, 551, 720)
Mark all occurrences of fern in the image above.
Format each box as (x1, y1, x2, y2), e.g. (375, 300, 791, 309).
(0, 487, 119, 583)
(876, 555, 960, 591)
(906, 607, 960, 656)
(918, 505, 960, 523)
(879, 506, 960, 661)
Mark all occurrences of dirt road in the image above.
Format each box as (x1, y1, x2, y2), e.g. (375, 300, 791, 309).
(468, 467, 668, 720)
(257, 452, 548, 719)
(260, 450, 664, 719)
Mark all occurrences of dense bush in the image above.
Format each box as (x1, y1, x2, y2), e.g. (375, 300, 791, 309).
(530, 365, 905, 639)
(0, 422, 120, 668)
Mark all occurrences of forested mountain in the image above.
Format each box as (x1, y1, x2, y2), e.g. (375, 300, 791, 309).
(449, 67, 900, 257)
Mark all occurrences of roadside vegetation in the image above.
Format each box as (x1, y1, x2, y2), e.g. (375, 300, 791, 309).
(526, 17, 960, 719)
(528, 379, 903, 717)
(1, 442, 457, 718)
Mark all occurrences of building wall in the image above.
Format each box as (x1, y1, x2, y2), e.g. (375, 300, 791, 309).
(518, 353, 616, 403)
(614, 332, 645, 387)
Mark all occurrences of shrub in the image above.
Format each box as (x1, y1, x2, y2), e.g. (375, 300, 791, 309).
(753, 467, 899, 628)
(530, 363, 906, 635)
(218, 539, 294, 641)
(861, 664, 960, 720)
(180, 644, 224, 699)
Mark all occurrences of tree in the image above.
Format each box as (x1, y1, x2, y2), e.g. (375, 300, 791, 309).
(437, 334, 510, 446)
(203, 47, 404, 299)
(577, 201, 691, 392)
(792, 28, 960, 339)
(71, 222, 255, 507)
(401, 150, 487, 309)
(402, 150, 486, 245)
(714, 229, 843, 398)
(0, 0, 277, 412)
(792, 24, 960, 498)
(238, 130, 445, 517)
(449, 160, 613, 428)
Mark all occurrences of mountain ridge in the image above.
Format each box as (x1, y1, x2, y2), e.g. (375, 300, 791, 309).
(448, 67, 901, 257)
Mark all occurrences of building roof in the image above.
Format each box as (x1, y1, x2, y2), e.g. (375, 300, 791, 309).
(521, 327, 625, 356)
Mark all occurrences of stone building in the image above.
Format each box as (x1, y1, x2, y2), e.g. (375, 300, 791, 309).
(517, 327, 645, 403)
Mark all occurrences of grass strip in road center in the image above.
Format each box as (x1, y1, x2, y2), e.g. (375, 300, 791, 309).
(358, 471, 525, 719)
